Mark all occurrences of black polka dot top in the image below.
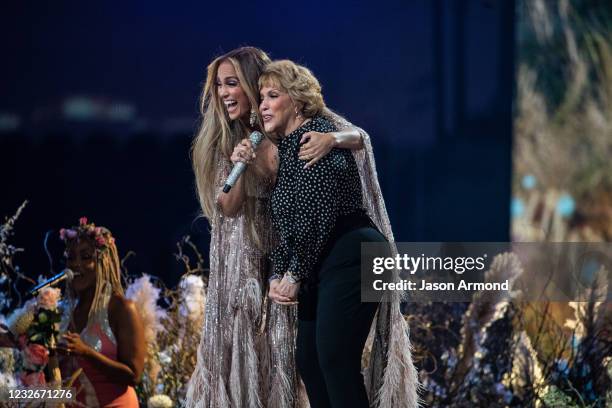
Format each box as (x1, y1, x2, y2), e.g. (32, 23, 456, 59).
(270, 115, 364, 282)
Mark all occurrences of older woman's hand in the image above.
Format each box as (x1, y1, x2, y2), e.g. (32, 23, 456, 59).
(277, 274, 300, 300)
(299, 131, 337, 168)
(269, 278, 299, 305)
(230, 138, 256, 165)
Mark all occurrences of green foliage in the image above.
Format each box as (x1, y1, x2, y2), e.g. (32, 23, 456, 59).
(26, 307, 62, 348)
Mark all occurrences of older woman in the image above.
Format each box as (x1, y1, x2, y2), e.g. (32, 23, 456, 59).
(259, 60, 420, 408)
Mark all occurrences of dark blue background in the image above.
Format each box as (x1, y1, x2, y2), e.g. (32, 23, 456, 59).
(1, 0, 513, 286)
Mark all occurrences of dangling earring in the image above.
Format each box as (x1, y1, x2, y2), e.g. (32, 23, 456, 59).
(294, 106, 301, 118)
(249, 108, 257, 127)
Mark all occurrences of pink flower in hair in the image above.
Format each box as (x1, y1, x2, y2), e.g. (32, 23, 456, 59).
(66, 229, 78, 239)
(95, 227, 102, 235)
(79, 217, 88, 226)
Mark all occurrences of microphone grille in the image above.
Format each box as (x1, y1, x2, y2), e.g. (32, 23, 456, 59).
(64, 268, 75, 280)
(249, 131, 264, 147)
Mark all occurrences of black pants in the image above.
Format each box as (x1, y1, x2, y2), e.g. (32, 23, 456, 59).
(296, 227, 384, 408)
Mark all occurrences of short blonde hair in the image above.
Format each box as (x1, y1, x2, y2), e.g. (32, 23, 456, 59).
(259, 60, 326, 118)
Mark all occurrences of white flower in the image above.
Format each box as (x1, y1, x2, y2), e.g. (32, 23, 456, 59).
(179, 274, 204, 295)
(158, 350, 171, 365)
(0, 371, 17, 390)
(126, 275, 166, 346)
(147, 394, 173, 408)
(0, 348, 16, 374)
(179, 275, 205, 322)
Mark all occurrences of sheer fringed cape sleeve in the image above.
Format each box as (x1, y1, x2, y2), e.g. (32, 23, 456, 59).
(324, 108, 423, 408)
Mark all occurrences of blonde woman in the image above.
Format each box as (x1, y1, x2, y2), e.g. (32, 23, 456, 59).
(186, 47, 366, 408)
(260, 60, 421, 407)
(59, 217, 145, 407)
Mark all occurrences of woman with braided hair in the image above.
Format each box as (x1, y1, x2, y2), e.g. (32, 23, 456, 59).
(58, 217, 145, 407)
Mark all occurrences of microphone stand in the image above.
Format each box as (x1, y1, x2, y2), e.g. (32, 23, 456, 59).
(47, 322, 66, 408)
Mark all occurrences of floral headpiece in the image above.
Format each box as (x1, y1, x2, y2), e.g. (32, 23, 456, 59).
(59, 217, 115, 252)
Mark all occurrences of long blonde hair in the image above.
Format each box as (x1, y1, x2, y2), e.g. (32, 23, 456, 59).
(90, 229, 123, 318)
(191, 47, 271, 248)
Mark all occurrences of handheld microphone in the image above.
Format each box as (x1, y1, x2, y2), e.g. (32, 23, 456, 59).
(29, 268, 77, 296)
(223, 131, 264, 193)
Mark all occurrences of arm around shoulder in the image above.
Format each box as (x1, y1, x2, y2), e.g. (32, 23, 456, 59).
(333, 127, 364, 150)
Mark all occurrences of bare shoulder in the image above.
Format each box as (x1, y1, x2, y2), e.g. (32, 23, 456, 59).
(108, 293, 139, 324)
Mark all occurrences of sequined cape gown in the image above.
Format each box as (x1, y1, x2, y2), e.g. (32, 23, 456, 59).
(185, 111, 421, 408)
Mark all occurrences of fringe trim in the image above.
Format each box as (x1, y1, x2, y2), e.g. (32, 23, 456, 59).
(373, 306, 424, 408)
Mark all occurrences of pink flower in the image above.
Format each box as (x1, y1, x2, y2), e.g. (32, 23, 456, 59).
(94, 227, 102, 235)
(59, 228, 66, 240)
(79, 217, 88, 226)
(23, 343, 49, 366)
(96, 236, 106, 246)
(66, 229, 78, 239)
(20, 371, 46, 386)
(37, 287, 61, 310)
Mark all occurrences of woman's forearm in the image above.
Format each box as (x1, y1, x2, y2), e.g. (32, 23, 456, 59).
(333, 128, 364, 150)
(81, 348, 140, 385)
(216, 175, 246, 217)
